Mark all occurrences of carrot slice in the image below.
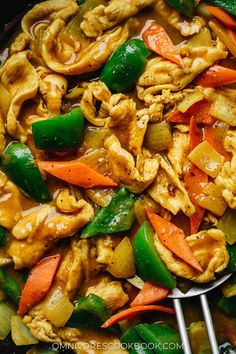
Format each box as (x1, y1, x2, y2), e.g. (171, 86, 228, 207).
(227, 28, 236, 48)
(189, 117, 203, 151)
(142, 22, 184, 68)
(184, 164, 208, 234)
(196, 65, 236, 87)
(166, 111, 189, 124)
(101, 305, 174, 328)
(130, 282, 169, 307)
(146, 210, 203, 272)
(18, 254, 61, 315)
(187, 100, 215, 125)
(205, 5, 236, 29)
(38, 160, 117, 188)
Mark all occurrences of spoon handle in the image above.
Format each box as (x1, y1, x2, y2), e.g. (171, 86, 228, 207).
(200, 294, 219, 354)
(173, 298, 192, 354)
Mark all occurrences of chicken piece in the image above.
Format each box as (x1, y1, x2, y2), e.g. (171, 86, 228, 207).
(21, 0, 78, 39)
(167, 130, 190, 176)
(92, 235, 114, 266)
(37, 67, 67, 116)
(41, 19, 129, 75)
(154, 0, 205, 36)
(80, 81, 111, 127)
(7, 199, 94, 269)
(0, 112, 6, 155)
(148, 156, 195, 217)
(0, 172, 23, 229)
(56, 238, 90, 300)
(86, 275, 129, 312)
(215, 155, 236, 209)
(137, 29, 227, 104)
(0, 51, 38, 142)
(81, 0, 155, 37)
(224, 129, 236, 154)
(130, 108, 150, 154)
(104, 135, 159, 193)
(154, 229, 229, 283)
(10, 33, 29, 55)
(24, 304, 82, 344)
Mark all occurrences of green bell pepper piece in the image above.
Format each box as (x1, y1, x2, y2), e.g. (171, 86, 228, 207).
(121, 326, 154, 354)
(67, 294, 110, 328)
(0, 142, 51, 203)
(32, 108, 85, 152)
(0, 268, 21, 304)
(206, 0, 236, 17)
(100, 38, 150, 93)
(217, 208, 236, 245)
(0, 227, 7, 247)
(81, 187, 136, 238)
(132, 221, 176, 289)
(136, 323, 183, 354)
(218, 296, 236, 317)
(226, 243, 236, 272)
(166, 0, 195, 17)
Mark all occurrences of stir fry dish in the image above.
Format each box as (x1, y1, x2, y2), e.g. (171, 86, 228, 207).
(0, 0, 236, 353)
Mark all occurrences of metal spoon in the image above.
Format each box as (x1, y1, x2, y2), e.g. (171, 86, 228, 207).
(128, 273, 232, 354)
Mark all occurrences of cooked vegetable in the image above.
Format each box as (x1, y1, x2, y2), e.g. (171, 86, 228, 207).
(147, 210, 203, 272)
(67, 294, 110, 328)
(41, 288, 74, 327)
(130, 282, 169, 307)
(107, 237, 136, 278)
(166, 0, 195, 17)
(177, 91, 204, 113)
(81, 187, 136, 238)
(101, 305, 175, 328)
(205, 4, 236, 26)
(227, 28, 236, 50)
(189, 116, 203, 151)
(196, 65, 236, 87)
(218, 296, 236, 317)
(210, 93, 236, 126)
(209, 19, 236, 57)
(188, 140, 225, 178)
(32, 108, 85, 152)
(11, 315, 38, 346)
(184, 164, 208, 234)
(217, 209, 236, 245)
(0, 302, 15, 340)
(222, 274, 236, 298)
(189, 322, 211, 354)
(204, 120, 231, 161)
(0, 226, 7, 247)
(227, 243, 236, 272)
(0, 268, 21, 305)
(134, 196, 161, 225)
(132, 221, 176, 289)
(142, 22, 184, 67)
(144, 121, 172, 152)
(0, 142, 51, 203)
(196, 182, 227, 217)
(136, 323, 183, 354)
(100, 38, 150, 93)
(38, 160, 117, 188)
(121, 326, 153, 354)
(18, 254, 61, 315)
(166, 110, 189, 124)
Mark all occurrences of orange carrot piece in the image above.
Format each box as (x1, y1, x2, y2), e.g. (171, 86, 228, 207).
(131, 282, 169, 307)
(38, 160, 117, 188)
(142, 22, 184, 68)
(184, 164, 208, 234)
(18, 254, 61, 315)
(146, 210, 203, 272)
(101, 305, 174, 328)
(187, 100, 215, 125)
(196, 65, 236, 87)
(189, 117, 203, 151)
(205, 5, 236, 29)
(227, 28, 236, 48)
(166, 111, 189, 124)
(204, 124, 231, 161)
